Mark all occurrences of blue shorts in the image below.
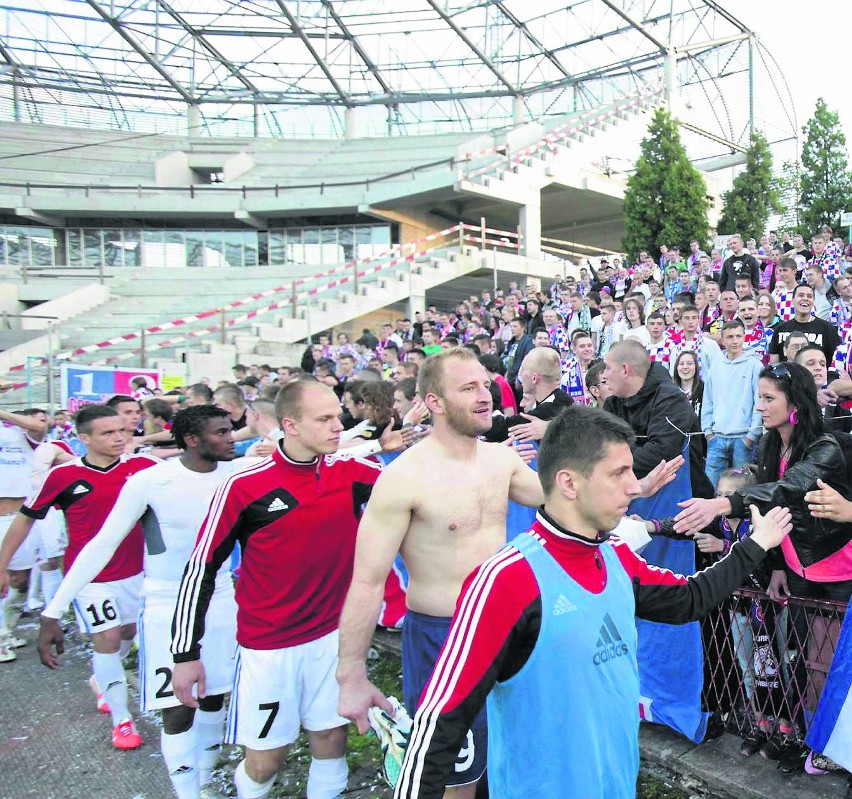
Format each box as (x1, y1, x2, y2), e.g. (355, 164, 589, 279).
(402, 610, 487, 786)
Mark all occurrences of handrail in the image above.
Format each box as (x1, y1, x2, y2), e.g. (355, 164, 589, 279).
(0, 155, 457, 197)
(462, 83, 663, 181)
(3, 220, 522, 381)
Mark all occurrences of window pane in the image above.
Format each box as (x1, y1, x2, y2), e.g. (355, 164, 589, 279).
(5, 227, 29, 265)
(185, 231, 204, 267)
(257, 231, 269, 266)
(83, 230, 102, 266)
(243, 231, 258, 267)
(339, 226, 355, 262)
(124, 229, 141, 267)
(103, 229, 124, 267)
(204, 232, 224, 267)
(267, 231, 282, 265)
(66, 229, 81, 266)
(29, 227, 54, 266)
(222, 230, 243, 267)
(165, 231, 186, 268)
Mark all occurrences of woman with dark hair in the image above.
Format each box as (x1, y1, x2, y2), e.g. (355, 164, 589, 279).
(672, 350, 704, 419)
(675, 362, 852, 773)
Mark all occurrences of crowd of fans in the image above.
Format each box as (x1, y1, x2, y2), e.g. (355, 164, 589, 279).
(6, 224, 852, 789)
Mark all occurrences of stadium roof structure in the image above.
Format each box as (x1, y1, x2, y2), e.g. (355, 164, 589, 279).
(0, 1, 795, 156)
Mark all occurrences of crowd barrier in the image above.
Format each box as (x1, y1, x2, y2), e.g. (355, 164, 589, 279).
(701, 587, 848, 743)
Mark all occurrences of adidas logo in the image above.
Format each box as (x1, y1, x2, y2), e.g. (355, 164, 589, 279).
(72, 484, 89, 495)
(267, 497, 289, 513)
(553, 594, 578, 616)
(170, 766, 194, 776)
(592, 613, 628, 665)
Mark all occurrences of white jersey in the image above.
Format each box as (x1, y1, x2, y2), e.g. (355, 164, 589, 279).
(43, 458, 247, 618)
(0, 423, 38, 499)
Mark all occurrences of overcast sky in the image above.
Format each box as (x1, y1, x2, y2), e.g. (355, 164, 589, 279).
(728, 0, 851, 144)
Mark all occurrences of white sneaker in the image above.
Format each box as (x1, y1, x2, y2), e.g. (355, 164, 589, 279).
(2, 633, 26, 649)
(0, 640, 16, 663)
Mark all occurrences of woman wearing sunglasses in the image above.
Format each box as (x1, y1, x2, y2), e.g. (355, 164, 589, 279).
(674, 361, 852, 773)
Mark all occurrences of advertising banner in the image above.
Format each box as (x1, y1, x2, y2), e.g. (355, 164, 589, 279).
(60, 364, 162, 413)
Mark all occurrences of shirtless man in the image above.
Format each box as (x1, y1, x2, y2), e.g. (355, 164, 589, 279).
(337, 348, 542, 797)
(337, 350, 682, 796)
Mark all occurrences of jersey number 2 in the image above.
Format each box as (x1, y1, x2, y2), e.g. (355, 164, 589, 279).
(155, 667, 174, 699)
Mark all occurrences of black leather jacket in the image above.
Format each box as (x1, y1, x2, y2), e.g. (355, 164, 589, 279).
(727, 433, 852, 571)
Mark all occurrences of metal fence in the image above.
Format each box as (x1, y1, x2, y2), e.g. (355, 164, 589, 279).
(702, 588, 847, 742)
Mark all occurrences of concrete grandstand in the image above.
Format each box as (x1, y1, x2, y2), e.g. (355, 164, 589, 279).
(0, 1, 796, 406)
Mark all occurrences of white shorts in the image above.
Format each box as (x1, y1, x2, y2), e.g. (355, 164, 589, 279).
(72, 573, 143, 634)
(0, 513, 39, 571)
(137, 581, 238, 712)
(33, 508, 67, 562)
(225, 629, 348, 750)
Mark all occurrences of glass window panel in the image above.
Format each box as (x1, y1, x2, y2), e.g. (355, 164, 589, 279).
(5, 227, 29, 265)
(320, 227, 339, 264)
(268, 231, 285, 265)
(124, 229, 141, 267)
(257, 231, 269, 266)
(371, 225, 391, 246)
(66, 229, 81, 266)
(185, 231, 204, 267)
(103, 229, 124, 267)
(164, 231, 186, 268)
(302, 228, 320, 265)
(338, 227, 355, 262)
(221, 230, 243, 267)
(204, 231, 224, 267)
(243, 231, 258, 266)
(143, 230, 164, 244)
(29, 227, 55, 267)
(0, 228, 8, 265)
(83, 230, 103, 266)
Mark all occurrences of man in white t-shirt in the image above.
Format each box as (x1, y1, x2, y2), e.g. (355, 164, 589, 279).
(38, 406, 244, 799)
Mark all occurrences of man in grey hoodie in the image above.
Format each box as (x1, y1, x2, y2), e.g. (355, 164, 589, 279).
(700, 319, 763, 489)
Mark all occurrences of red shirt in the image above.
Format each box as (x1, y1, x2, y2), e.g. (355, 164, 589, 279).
(22, 454, 158, 582)
(172, 445, 382, 659)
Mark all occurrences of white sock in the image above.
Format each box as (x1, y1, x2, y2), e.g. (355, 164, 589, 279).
(2, 587, 27, 636)
(27, 569, 43, 609)
(307, 757, 348, 799)
(195, 707, 226, 786)
(92, 651, 130, 726)
(234, 760, 275, 799)
(161, 728, 200, 799)
(40, 568, 63, 607)
(119, 638, 134, 660)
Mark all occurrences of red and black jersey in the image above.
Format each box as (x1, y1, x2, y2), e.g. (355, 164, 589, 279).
(21, 454, 158, 582)
(396, 509, 767, 799)
(171, 444, 381, 660)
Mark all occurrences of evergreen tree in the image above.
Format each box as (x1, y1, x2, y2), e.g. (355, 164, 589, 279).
(622, 107, 709, 260)
(800, 98, 852, 233)
(716, 132, 781, 239)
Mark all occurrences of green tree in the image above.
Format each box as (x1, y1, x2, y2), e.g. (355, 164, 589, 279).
(622, 107, 709, 260)
(716, 132, 781, 239)
(800, 98, 852, 233)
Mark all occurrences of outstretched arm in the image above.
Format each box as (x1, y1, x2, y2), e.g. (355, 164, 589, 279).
(337, 465, 414, 732)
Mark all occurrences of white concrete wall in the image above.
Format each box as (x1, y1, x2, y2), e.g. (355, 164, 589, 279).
(21, 283, 109, 330)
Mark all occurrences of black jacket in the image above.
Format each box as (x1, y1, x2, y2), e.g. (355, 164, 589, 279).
(727, 433, 852, 571)
(484, 388, 573, 442)
(505, 335, 535, 387)
(604, 362, 714, 498)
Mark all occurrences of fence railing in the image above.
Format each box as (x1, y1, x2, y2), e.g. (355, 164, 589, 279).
(702, 588, 847, 745)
